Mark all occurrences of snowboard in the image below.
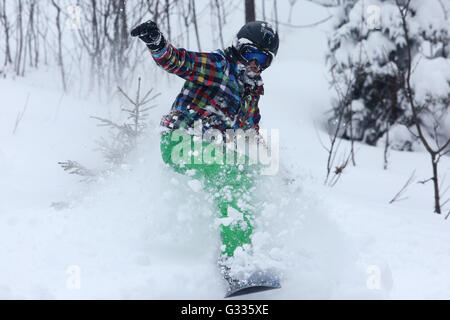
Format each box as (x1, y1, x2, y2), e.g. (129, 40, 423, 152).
(224, 269, 281, 298)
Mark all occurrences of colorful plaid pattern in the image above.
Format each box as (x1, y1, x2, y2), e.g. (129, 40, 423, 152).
(151, 44, 264, 133)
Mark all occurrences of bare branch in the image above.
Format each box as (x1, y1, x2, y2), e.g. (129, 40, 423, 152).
(304, 0, 340, 8)
(58, 160, 95, 177)
(265, 15, 333, 29)
(418, 177, 434, 185)
(118, 86, 137, 106)
(396, 0, 447, 214)
(12, 93, 30, 134)
(314, 121, 330, 153)
(389, 170, 416, 204)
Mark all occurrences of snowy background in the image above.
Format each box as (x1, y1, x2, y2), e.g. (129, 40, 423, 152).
(1, 0, 450, 299)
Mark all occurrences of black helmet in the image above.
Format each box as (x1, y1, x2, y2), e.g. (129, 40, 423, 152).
(236, 21, 279, 56)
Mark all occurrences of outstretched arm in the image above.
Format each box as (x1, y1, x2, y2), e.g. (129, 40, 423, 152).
(152, 45, 226, 87)
(131, 20, 226, 86)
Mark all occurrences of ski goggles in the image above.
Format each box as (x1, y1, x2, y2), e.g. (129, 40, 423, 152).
(239, 44, 273, 70)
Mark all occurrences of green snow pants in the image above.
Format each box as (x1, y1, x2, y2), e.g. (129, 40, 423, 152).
(160, 131, 259, 257)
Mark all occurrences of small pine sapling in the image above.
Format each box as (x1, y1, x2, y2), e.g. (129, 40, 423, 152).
(59, 77, 160, 179)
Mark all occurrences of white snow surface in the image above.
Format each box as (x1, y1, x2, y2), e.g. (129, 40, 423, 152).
(1, 1, 450, 300)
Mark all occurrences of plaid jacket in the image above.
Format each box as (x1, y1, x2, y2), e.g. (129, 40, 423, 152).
(151, 44, 264, 133)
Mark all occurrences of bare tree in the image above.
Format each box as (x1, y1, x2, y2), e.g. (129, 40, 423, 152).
(288, 0, 298, 24)
(214, 0, 225, 47)
(261, 0, 266, 21)
(389, 170, 416, 204)
(178, 0, 192, 48)
(272, 0, 279, 32)
(191, 0, 202, 51)
(396, 0, 450, 214)
(22, 0, 39, 71)
(321, 43, 365, 185)
(245, 0, 256, 23)
(51, 0, 67, 92)
(109, 0, 130, 85)
(0, 0, 12, 68)
(322, 78, 354, 186)
(0, 0, 272, 94)
(383, 115, 391, 170)
(165, 0, 171, 42)
(37, 3, 50, 66)
(305, 0, 341, 7)
(77, 0, 107, 93)
(15, 0, 24, 76)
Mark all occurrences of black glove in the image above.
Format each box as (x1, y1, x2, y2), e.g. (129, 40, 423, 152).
(131, 20, 166, 52)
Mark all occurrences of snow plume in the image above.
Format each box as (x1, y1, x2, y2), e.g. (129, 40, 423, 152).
(0, 85, 371, 299)
(218, 165, 382, 299)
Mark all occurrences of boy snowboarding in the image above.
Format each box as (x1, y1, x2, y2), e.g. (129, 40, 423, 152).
(131, 20, 280, 297)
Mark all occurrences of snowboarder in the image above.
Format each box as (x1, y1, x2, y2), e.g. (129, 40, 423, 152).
(131, 20, 280, 296)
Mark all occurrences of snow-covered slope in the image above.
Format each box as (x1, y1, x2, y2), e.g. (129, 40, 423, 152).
(1, 1, 450, 299)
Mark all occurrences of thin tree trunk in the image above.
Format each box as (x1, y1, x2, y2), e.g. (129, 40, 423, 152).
(245, 0, 256, 23)
(165, 0, 171, 42)
(116, 0, 128, 84)
(396, 0, 450, 214)
(27, 0, 35, 68)
(273, 0, 279, 32)
(1, 0, 12, 66)
(214, 0, 224, 47)
(34, 2, 40, 67)
(262, 0, 266, 21)
(15, 0, 24, 76)
(51, 0, 67, 92)
(432, 155, 442, 214)
(191, 0, 202, 51)
(384, 121, 390, 170)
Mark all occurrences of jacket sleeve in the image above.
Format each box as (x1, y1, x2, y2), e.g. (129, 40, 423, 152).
(150, 43, 227, 87)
